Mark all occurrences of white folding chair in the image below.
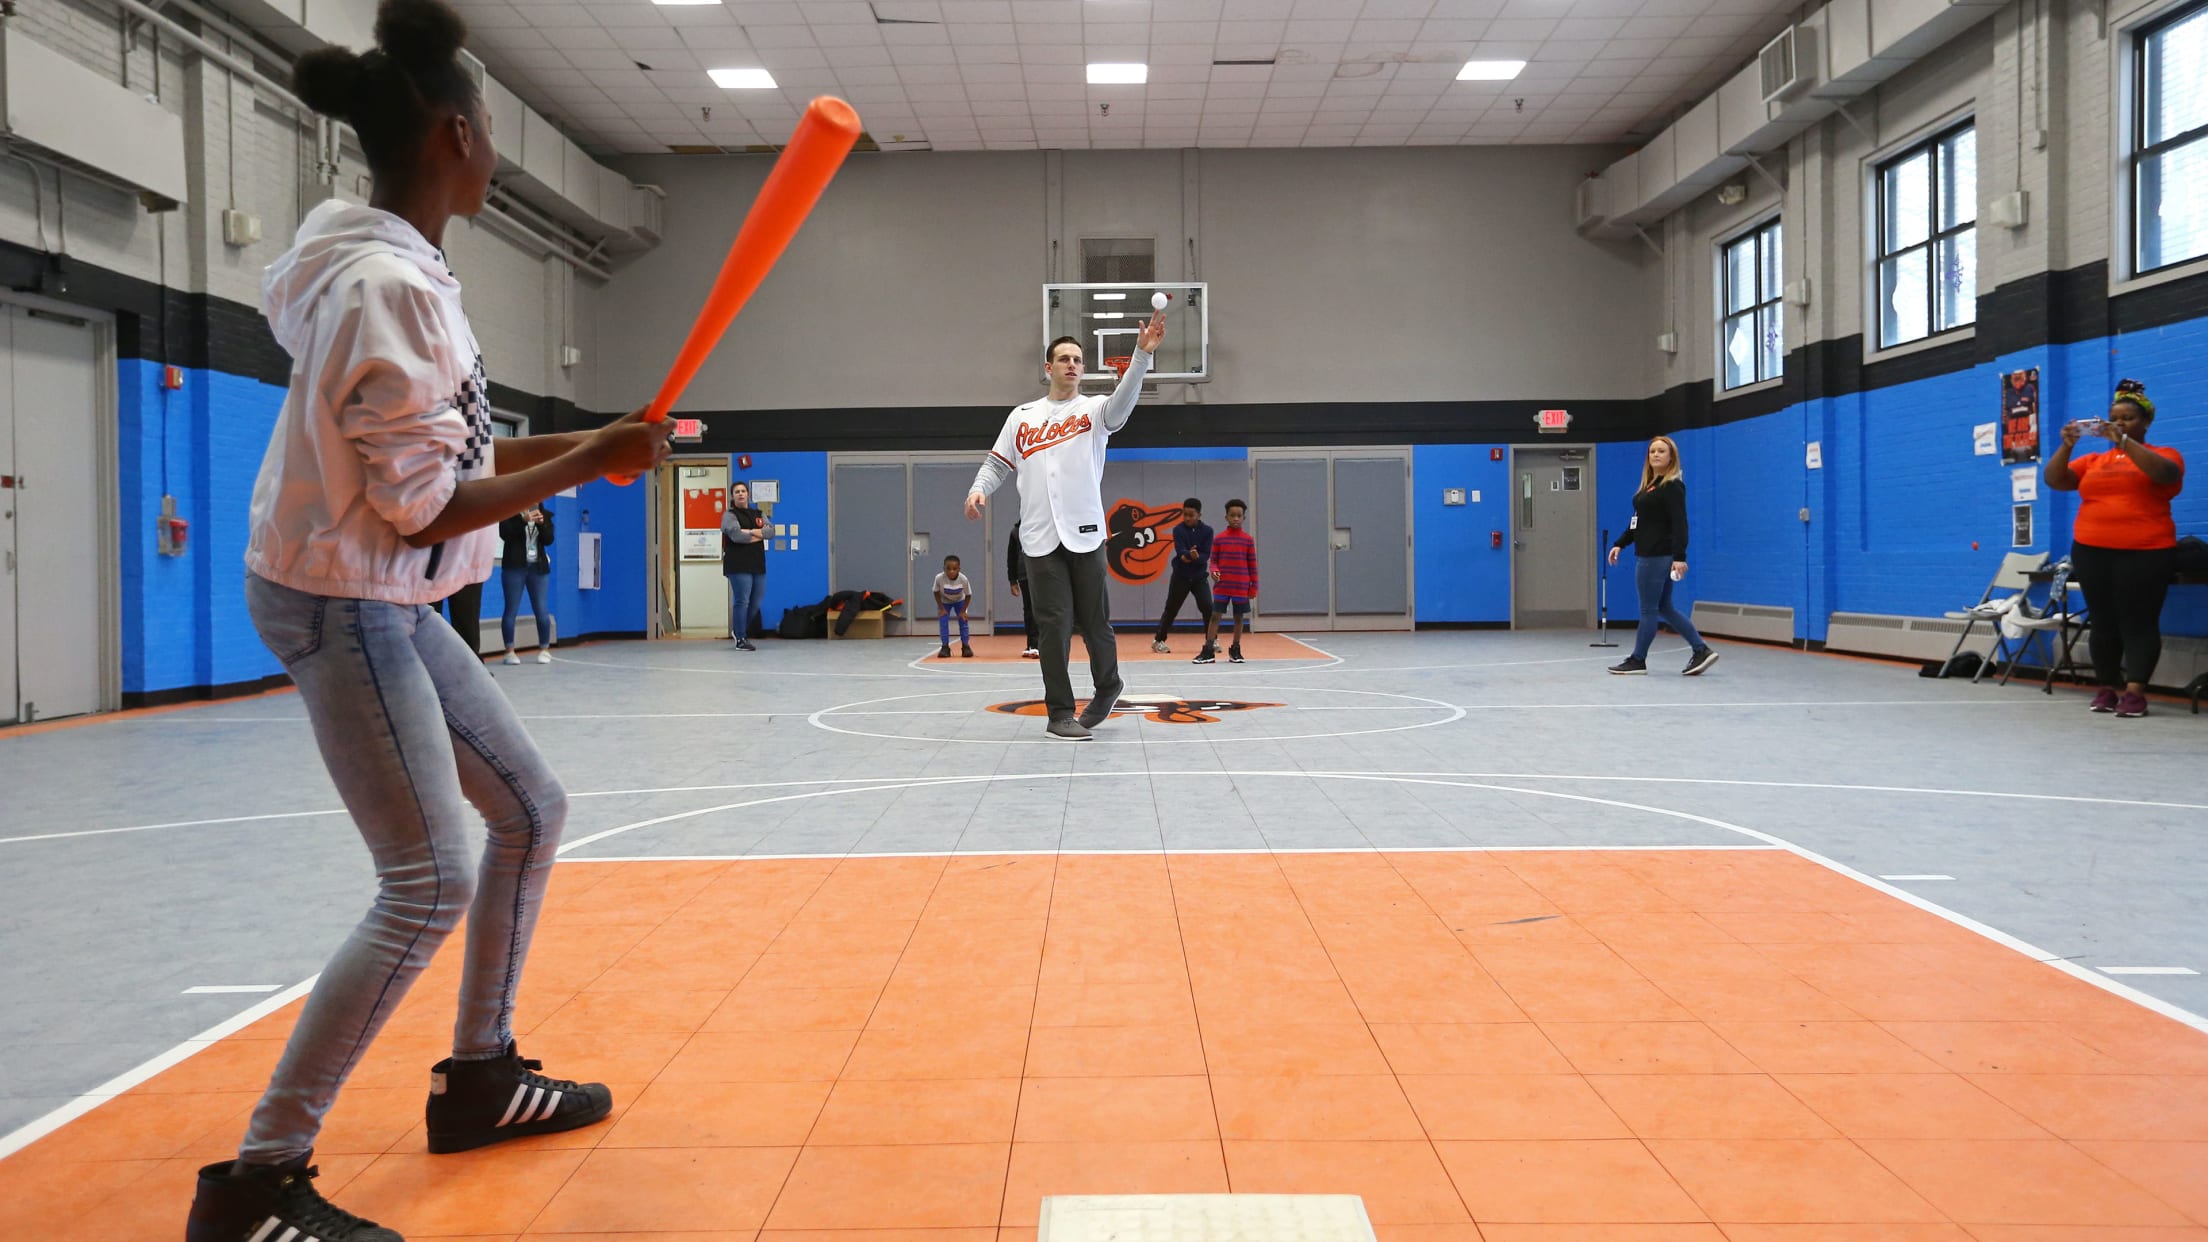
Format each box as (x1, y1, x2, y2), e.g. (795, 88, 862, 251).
(1995, 563, 2090, 692)
(1942, 551, 2048, 680)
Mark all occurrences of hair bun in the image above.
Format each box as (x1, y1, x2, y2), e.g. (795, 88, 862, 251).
(2115, 378, 2147, 395)
(292, 46, 366, 118)
(375, 0, 468, 69)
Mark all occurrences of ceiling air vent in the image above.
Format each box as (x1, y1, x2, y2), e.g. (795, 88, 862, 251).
(1759, 26, 1802, 104)
(665, 144, 724, 155)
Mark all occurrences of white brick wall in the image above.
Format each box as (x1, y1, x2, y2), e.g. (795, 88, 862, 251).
(1, 0, 596, 409)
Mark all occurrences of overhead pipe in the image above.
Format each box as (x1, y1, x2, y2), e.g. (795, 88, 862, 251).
(112, 0, 309, 117)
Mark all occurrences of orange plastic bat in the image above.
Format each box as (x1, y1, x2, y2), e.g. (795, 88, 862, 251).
(609, 96, 862, 484)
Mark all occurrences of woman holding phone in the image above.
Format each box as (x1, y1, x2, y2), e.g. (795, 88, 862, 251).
(1607, 435, 1720, 676)
(2045, 379, 2185, 717)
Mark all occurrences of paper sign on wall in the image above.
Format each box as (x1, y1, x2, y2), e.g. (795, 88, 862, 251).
(2011, 467, 2038, 503)
(1973, 423, 1998, 456)
(1805, 441, 1823, 469)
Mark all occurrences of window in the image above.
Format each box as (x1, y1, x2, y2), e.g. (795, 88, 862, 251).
(1720, 219, 1783, 390)
(2135, 0, 2208, 274)
(1875, 122, 1976, 349)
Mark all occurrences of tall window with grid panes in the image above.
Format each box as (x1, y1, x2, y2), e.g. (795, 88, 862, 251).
(1875, 123, 1977, 349)
(2135, 0, 2208, 274)
(1720, 219, 1783, 390)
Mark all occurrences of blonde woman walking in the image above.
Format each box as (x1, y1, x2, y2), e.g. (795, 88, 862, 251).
(1607, 435, 1719, 676)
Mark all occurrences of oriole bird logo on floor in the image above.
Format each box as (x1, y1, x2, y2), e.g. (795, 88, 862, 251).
(988, 696, 1282, 725)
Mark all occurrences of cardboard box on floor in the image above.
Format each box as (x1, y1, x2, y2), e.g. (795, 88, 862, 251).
(827, 602, 894, 639)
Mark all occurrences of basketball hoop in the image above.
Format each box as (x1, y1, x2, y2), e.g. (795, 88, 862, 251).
(1104, 355, 1133, 380)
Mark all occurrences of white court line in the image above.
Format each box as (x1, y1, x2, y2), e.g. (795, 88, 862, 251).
(181, 984, 284, 994)
(567, 845, 1782, 863)
(2101, 966, 2199, 976)
(0, 978, 316, 1161)
(550, 769, 2208, 1034)
(13, 767, 2208, 849)
(8, 766, 2206, 1165)
(1879, 874, 1957, 881)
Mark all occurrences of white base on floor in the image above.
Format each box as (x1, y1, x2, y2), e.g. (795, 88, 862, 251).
(1038, 1194, 1378, 1242)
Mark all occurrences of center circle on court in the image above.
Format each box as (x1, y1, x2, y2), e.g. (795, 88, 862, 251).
(807, 684, 1464, 744)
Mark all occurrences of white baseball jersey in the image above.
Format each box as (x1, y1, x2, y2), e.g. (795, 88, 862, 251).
(971, 348, 1151, 557)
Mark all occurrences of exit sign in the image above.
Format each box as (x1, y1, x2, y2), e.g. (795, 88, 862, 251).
(1535, 408, 1572, 433)
(672, 418, 704, 441)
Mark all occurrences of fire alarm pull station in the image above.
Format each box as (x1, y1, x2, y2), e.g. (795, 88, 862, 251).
(158, 495, 189, 556)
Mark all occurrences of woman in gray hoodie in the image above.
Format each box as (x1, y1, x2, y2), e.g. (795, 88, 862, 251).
(187, 4, 670, 1240)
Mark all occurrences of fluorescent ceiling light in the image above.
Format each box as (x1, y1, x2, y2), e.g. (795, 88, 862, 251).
(708, 67, 777, 89)
(1092, 292, 1127, 300)
(654, 0, 721, 5)
(1457, 60, 1526, 81)
(1089, 312, 1127, 319)
(1087, 62, 1148, 85)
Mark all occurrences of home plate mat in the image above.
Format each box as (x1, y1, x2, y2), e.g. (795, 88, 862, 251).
(1040, 1194, 1378, 1241)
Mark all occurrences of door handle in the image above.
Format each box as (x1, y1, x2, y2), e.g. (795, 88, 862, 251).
(1329, 528, 1351, 551)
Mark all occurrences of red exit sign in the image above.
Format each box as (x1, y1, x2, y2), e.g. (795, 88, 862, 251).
(1535, 408, 1572, 433)
(672, 418, 704, 441)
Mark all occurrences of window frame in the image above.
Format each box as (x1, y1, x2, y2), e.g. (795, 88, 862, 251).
(1716, 216, 1785, 395)
(2129, 0, 2208, 279)
(1869, 119, 1979, 354)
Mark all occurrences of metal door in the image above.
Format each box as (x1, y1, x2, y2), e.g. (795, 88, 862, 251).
(912, 459, 990, 636)
(1511, 446, 1596, 629)
(830, 459, 912, 620)
(8, 305, 103, 720)
(1252, 456, 1331, 623)
(1331, 454, 1410, 627)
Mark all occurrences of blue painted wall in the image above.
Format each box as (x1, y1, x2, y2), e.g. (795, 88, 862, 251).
(110, 310, 2208, 699)
(1411, 444, 1512, 622)
(117, 361, 286, 697)
(1673, 324, 2207, 643)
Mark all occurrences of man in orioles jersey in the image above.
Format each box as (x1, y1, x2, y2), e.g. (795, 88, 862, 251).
(966, 308, 1166, 739)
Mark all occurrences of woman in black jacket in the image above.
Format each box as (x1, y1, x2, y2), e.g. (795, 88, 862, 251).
(497, 506, 554, 664)
(721, 480, 768, 650)
(1607, 435, 1719, 676)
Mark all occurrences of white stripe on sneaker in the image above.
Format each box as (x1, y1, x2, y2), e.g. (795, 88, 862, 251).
(534, 1089, 564, 1123)
(248, 1220, 283, 1242)
(522, 1087, 546, 1125)
(273, 1227, 301, 1242)
(496, 1083, 530, 1127)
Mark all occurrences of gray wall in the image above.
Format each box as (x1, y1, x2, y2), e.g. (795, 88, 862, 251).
(599, 144, 1658, 412)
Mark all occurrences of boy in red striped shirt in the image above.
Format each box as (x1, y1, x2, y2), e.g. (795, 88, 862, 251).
(1211, 499, 1259, 664)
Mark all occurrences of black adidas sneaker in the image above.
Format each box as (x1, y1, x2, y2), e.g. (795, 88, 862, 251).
(186, 1154, 401, 1242)
(424, 1042, 613, 1154)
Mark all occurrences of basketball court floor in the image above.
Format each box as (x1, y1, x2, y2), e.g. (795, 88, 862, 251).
(3, 629, 2205, 1239)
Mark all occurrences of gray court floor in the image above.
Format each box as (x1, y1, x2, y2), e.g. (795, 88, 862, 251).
(3, 629, 2203, 1141)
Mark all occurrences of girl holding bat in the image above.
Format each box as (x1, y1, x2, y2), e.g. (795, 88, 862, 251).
(188, 3, 670, 1239)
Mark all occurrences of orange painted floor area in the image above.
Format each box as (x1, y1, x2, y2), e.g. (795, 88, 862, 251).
(922, 631, 1320, 663)
(6, 849, 2208, 1241)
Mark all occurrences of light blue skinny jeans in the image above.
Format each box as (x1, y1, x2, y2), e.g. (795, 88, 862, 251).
(238, 572, 567, 1163)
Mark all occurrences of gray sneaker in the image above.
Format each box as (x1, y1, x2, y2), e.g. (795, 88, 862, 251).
(1150, 639, 1170, 654)
(1077, 687, 1121, 729)
(1046, 716, 1093, 741)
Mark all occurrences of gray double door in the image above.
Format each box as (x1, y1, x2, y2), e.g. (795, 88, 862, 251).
(0, 302, 108, 723)
(1249, 449, 1412, 631)
(830, 454, 994, 635)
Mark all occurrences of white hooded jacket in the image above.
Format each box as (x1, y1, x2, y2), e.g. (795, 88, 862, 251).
(245, 200, 498, 605)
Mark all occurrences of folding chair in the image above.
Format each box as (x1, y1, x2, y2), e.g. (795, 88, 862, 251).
(1995, 561, 2091, 692)
(1942, 551, 2048, 681)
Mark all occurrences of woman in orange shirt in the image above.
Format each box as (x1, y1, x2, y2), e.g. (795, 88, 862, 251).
(2044, 379, 2186, 717)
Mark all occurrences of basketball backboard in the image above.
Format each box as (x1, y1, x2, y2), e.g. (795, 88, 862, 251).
(1043, 282, 1208, 387)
